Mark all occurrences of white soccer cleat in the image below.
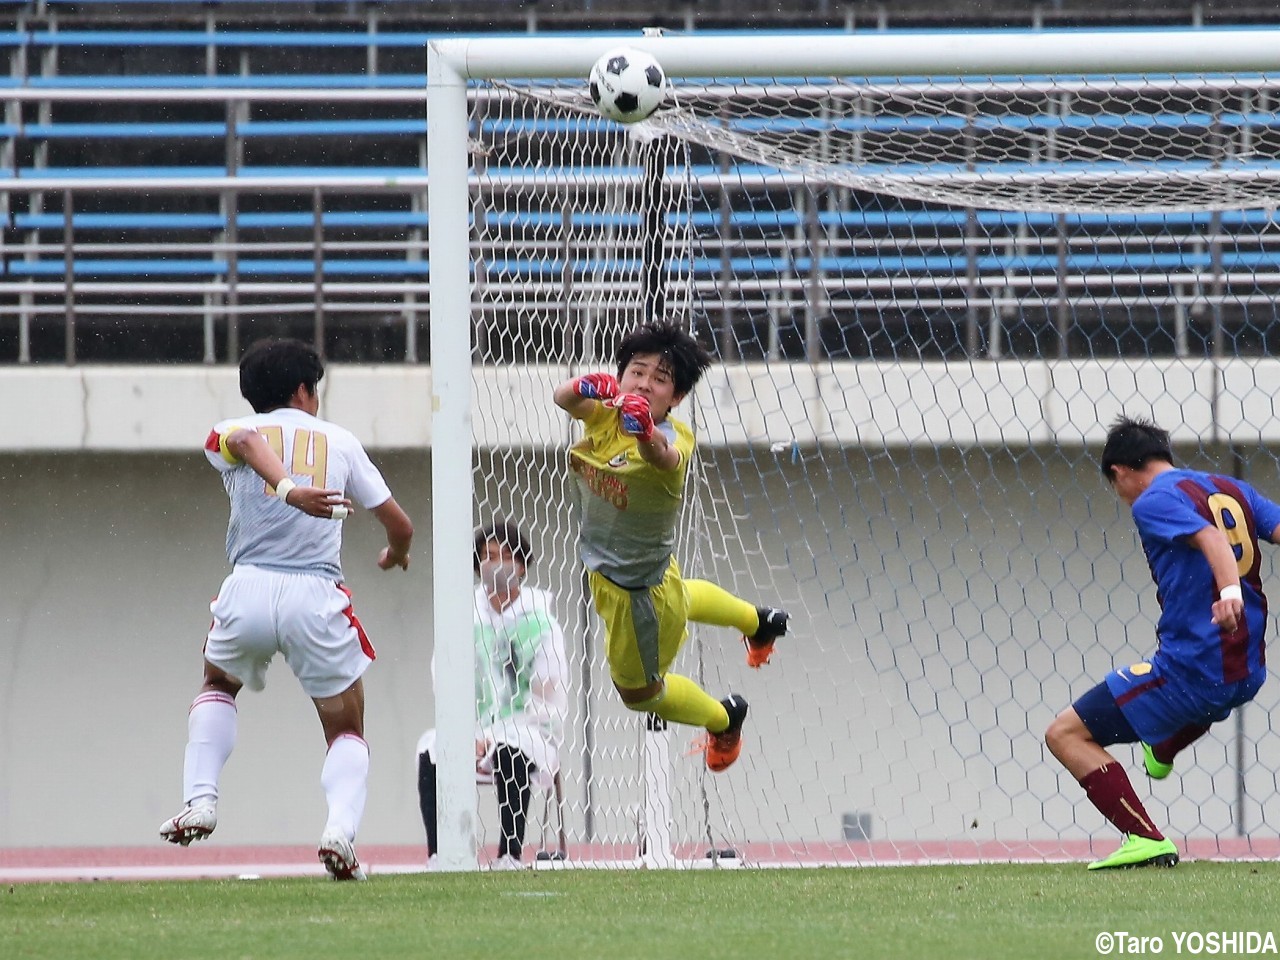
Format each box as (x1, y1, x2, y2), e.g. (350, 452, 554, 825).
(318, 829, 367, 881)
(490, 854, 525, 871)
(159, 804, 217, 846)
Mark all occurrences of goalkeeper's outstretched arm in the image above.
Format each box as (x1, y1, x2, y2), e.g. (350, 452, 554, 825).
(554, 372, 619, 420)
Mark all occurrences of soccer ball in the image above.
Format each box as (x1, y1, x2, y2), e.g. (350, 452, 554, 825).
(589, 47, 667, 123)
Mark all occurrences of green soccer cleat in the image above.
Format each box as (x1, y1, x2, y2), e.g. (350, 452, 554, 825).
(1087, 834, 1179, 871)
(1141, 742, 1173, 780)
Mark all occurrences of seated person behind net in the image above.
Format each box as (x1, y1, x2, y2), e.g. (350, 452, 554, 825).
(418, 520, 569, 870)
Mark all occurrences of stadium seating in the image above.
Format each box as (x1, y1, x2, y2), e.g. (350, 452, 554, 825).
(0, 20, 440, 360)
(2, 13, 1278, 362)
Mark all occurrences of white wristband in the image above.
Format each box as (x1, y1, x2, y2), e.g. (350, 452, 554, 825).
(1220, 584, 1243, 603)
(275, 477, 297, 504)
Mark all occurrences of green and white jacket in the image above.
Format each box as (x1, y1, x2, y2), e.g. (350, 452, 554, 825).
(420, 585, 568, 791)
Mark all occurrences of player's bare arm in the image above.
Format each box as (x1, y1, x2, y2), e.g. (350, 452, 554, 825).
(1187, 525, 1244, 630)
(554, 372, 620, 420)
(224, 427, 352, 519)
(371, 497, 414, 570)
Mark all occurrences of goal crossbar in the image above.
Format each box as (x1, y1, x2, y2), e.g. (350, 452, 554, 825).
(433, 29, 1280, 80)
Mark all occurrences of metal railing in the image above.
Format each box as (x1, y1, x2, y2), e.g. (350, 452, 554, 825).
(5, 87, 1280, 364)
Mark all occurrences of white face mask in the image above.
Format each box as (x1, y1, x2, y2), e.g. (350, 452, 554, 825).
(479, 559, 521, 596)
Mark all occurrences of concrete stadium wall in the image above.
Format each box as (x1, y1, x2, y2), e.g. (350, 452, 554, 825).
(9, 359, 1280, 453)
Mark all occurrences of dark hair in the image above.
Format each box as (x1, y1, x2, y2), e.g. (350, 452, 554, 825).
(615, 321, 714, 397)
(239, 338, 325, 414)
(1100, 415, 1174, 480)
(473, 519, 534, 574)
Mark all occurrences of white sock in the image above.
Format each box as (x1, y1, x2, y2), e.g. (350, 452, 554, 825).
(321, 734, 370, 840)
(183, 691, 237, 807)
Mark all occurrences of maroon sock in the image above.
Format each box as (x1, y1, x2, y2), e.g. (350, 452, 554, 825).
(1152, 724, 1210, 766)
(1080, 763, 1164, 841)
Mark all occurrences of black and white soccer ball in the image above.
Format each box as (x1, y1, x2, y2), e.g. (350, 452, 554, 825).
(589, 47, 667, 123)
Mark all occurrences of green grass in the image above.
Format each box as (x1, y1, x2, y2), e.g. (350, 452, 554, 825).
(3, 863, 1279, 960)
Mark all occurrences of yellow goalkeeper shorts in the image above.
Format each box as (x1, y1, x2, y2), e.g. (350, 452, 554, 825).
(588, 557, 690, 689)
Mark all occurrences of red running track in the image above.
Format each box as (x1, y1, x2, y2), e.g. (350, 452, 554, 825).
(3, 837, 1278, 883)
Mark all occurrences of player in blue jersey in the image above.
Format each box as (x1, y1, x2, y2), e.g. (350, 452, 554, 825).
(1046, 415, 1280, 870)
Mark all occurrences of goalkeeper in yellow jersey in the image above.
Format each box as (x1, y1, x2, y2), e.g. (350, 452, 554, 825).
(553, 321, 789, 771)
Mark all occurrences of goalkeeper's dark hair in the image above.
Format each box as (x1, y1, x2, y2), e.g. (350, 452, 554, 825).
(473, 519, 534, 574)
(1100, 415, 1174, 480)
(615, 320, 714, 396)
(239, 337, 325, 413)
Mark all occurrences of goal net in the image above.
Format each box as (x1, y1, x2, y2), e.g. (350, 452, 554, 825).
(441, 36, 1280, 867)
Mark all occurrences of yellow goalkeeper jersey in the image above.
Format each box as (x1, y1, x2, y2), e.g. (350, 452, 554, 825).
(568, 401, 695, 589)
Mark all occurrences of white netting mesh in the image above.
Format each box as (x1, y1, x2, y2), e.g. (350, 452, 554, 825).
(467, 73, 1280, 866)
(524, 75, 1280, 213)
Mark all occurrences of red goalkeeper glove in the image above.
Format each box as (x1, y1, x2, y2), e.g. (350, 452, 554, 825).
(610, 393, 656, 443)
(571, 373, 620, 401)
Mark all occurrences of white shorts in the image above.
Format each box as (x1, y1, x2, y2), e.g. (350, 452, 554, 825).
(205, 564, 376, 699)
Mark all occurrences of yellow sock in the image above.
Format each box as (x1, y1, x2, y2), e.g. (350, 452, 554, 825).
(627, 674, 730, 732)
(685, 579, 759, 635)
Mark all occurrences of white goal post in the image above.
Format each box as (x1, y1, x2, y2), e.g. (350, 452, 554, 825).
(426, 30, 1280, 872)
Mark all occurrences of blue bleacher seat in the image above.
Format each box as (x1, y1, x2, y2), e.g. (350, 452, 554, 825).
(5, 258, 431, 278)
(12, 212, 429, 231)
(5, 74, 429, 90)
(27, 30, 434, 48)
(18, 120, 428, 140)
(14, 213, 228, 230)
(12, 166, 424, 179)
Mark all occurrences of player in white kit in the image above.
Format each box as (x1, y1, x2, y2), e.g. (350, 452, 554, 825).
(159, 338, 414, 881)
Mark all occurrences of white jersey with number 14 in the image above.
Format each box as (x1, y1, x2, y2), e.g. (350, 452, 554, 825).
(204, 407, 392, 579)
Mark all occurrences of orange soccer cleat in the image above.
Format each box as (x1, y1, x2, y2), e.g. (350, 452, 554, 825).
(743, 606, 790, 668)
(696, 694, 749, 773)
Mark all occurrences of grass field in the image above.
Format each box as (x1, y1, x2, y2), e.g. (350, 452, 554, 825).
(4, 862, 1279, 960)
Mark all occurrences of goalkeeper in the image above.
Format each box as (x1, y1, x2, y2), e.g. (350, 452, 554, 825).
(553, 321, 788, 772)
